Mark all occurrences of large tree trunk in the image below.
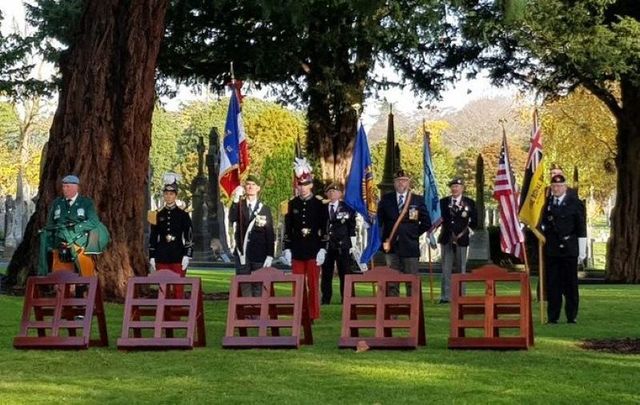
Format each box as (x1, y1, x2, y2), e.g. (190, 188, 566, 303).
(606, 78, 640, 282)
(6, 0, 168, 299)
(304, 9, 373, 184)
(306, 86, 361, 183)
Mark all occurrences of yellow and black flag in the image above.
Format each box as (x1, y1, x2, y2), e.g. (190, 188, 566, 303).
(519, 109, 546, 241)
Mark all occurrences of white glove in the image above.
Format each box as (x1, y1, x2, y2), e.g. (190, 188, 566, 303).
(359, 262, 368, 272)
(350, 247, 362, 263)
(282, 249, 292, 266)
(428, 233, 438, 250)
(149, 258, 156, 272)
(578, 237, 587, 264)
(181, 256, 190, 270)
(263, 256, 273, 268)
(350, 236, 358, 250)
(316, 248, 327, 266)
(232, 186, 245, 203)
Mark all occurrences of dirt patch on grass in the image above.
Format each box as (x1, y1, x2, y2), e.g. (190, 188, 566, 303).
(203, 292, 229, 301)
(580, 338, 640, 354)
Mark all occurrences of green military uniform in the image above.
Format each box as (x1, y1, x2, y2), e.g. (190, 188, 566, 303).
(38, 195, 109, 275)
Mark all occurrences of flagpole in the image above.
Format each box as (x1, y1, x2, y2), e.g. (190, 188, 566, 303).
(427, 242, 434, 303)
(538, 239, 546, 324)
(228, 61, 244, 251)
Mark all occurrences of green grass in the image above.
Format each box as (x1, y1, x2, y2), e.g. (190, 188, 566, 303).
(1, 269, 639, 404)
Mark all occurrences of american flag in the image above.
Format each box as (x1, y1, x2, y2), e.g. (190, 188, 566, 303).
(493, 130, 525, 259)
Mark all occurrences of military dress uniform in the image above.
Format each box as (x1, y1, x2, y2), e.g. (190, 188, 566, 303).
(377, 182, 430, 296)
(437, 194, 477, 302)
(229, 197, 275, 296)
(39, 176, 109, 276)
(149, 204, 193, 277)
(541, 188, 586, 323)
(321, 199, 356, 304)
(284, 194, 328, 320)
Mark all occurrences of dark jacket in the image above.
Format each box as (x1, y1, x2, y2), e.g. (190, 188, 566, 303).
(229, 199, 275, 263)
(437, 195, 478, 247)
(325, 200, 356, 252)
(377, 191, 430, 257)
(541, 193, 586, 257)
(284, 194, 328, 260)
(149, 205, 193, 263)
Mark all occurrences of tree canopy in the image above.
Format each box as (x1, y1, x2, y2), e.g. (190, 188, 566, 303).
(450, 0, 640, 281)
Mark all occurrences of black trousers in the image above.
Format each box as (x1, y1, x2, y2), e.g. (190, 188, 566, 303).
(321, 248, 351, 304)
(545, 255, 579, 322)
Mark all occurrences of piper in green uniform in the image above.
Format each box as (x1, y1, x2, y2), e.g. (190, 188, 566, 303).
(38, 175, 110, 276)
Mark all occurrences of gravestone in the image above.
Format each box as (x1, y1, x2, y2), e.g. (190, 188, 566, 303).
(206, 127, 231, 262)
(191, 136, 211, 261)
(0, 195, 6, 239)
(468, 154, 490, 265)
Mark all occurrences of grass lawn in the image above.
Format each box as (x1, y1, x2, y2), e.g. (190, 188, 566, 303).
(0, 269, 639, 404)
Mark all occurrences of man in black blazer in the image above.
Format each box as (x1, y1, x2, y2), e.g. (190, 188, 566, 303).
(321, 183, 357, 304)
(377, 170, 430, 295)
(229, 175, 275, 296)
(541, 174, 587, 324)
(437, 177, 477, 303)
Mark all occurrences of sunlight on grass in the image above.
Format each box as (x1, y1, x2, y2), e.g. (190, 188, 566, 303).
(0, 270, 639, 404)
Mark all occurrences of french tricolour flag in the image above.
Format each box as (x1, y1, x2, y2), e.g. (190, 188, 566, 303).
(219, 84, 249, 197)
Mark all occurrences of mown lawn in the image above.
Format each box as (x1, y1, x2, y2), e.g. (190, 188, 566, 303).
(0, 269, 639, 404)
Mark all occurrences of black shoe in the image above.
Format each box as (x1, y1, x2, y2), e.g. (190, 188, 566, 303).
(321, 300, 330, 305)
(438, 299, 450, 304)
(547, 320, 558, 324)
(567, 319, 577, 324)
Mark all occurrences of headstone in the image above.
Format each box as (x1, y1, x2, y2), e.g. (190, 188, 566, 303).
(377, 105, 396, 196)
(207, 127, 232, 262)
(0, 195, 6, 239)
(191, 136, 211, 261)
(475, 154, 485, 230)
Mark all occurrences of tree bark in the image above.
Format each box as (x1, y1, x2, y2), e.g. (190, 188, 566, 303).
(6, 0, 168, 299)
(605, 78, 640, 282)
(304, 11, 373, 184)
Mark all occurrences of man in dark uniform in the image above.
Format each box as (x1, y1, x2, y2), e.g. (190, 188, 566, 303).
(437, 177, 477, 303)
(283, 157, 328, 320)
(39, 174, 109, 277)
(547, 163, 578, 198)
(377, 170, 430, 295)
(149, 175, 193, 279)
(541, 174, 587, 324)
(229, 175, 275, 296)
(321, 182, 357, 305)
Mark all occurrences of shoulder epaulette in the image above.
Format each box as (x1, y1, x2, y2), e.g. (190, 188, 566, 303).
(147, 210, 158, 225)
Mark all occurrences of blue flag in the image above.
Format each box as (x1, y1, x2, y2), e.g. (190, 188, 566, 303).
(345, 124, 381, 264)
(423, 131, 442, 240)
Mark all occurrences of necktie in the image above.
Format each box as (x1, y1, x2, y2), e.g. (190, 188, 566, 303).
(66, 199, 72, 207)
(554, 197, 559, 206)
(398, 194, 405, 210)
(330, 204, 336, 220)
(248, 202, 254, 213)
